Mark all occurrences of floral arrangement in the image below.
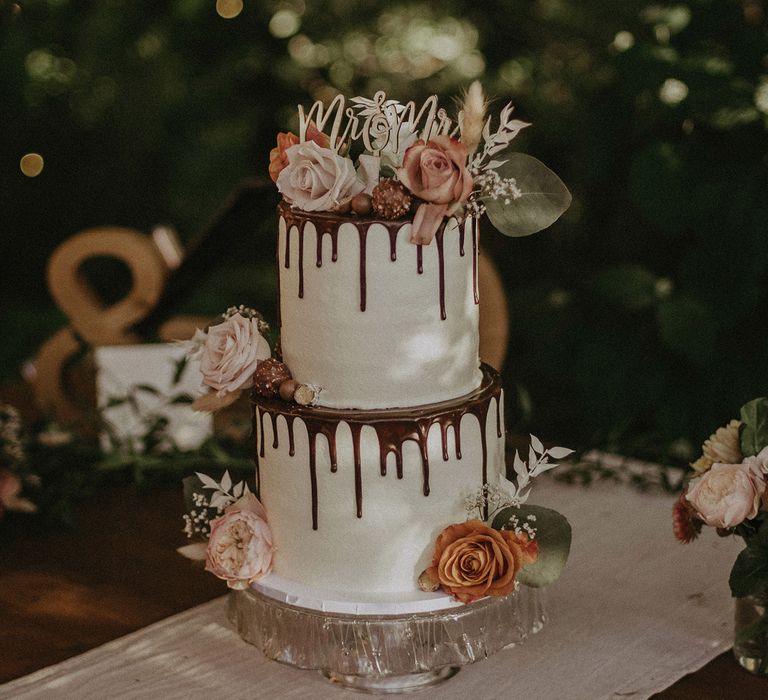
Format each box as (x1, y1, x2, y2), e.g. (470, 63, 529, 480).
(419, 435, 573, 603)
(674, 398, 768, 599)
(186, 305, 317, 413)
(177, 470, 273, 590)
(269, 83, 570, 245)
(180, 437, 572, 601)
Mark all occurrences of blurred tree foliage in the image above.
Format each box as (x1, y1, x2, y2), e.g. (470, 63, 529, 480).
(1, 0, 767, 460)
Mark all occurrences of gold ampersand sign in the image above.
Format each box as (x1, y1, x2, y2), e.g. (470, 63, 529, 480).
(34, 227, 191, 426)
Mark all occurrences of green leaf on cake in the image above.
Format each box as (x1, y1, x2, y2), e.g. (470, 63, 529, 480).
(480, 152, 571, 238)
(491, 504, 572, 588)
(739, 397, 768, 457)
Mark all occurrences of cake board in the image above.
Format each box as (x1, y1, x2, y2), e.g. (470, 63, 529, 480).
(228, 576, 546, 693)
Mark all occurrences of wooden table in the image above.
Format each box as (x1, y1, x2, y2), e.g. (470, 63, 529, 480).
(1, 484, 767, 699)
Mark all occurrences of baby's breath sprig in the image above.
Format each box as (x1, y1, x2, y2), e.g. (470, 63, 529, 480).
(181, 470, 251, 541)
(222, 306, 270, 336)
(465, 435, 574, 522)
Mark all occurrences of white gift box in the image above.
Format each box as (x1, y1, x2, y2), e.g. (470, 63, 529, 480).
(95, 343, 211, 452)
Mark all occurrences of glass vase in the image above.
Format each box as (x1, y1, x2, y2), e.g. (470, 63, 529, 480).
(734, 593, 768, 675)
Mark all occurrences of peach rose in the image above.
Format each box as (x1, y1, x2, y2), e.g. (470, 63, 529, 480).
(205, 492, 273, 589)
(397, 136, 474, 244)
(197, 314, 271, 397)
(421, 519, 538, 604)
(686, 461, 766, 529)
(276, 141, 364, 212)
(268, 121, 330, 183)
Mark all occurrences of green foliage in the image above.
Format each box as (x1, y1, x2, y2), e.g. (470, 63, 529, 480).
(740, 398, 768, 458)
(481, 153, 571, 237)
(730, 520, 768, 598)
(491, 504, 572, 588)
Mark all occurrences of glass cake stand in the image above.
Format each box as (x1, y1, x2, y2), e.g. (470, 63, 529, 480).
(228, 584, 546, 693)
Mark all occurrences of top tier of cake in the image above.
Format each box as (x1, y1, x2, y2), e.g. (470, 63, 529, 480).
(278, 204, 482, 410)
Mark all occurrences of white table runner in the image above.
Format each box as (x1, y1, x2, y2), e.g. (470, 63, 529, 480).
(1, 479, 743, 700)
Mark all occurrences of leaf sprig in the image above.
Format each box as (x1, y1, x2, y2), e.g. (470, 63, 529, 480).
(470, 102, 530, 172)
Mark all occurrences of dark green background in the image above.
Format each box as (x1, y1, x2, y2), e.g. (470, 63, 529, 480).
(2, 0, 767, 463)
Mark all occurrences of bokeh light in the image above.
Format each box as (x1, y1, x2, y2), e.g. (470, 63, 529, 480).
(659, 78, 688, 105)
(19, 153, 44, 177)
(216, 0, 243, 20)
(270, 9, 301, 38)
(612, 31, 634, 52)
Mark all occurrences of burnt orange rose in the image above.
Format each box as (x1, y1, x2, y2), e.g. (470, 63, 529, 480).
(396, 135, 474, 244)
(268, 121, 331, 183)
(420, 520, 537, 604)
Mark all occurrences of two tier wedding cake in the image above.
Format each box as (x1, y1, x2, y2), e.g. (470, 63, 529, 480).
(180, 83, 572, 618)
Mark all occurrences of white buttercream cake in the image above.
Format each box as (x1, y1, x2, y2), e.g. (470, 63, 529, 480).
(252, 205, 506, 613)
(243, 87, 570, 614)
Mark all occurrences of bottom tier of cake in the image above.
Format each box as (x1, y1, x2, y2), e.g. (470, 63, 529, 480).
(252, 364, 505, 601)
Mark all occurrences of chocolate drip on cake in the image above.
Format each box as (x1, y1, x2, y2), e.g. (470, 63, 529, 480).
(254, 411, 261, 498)
(279, 204, 471, 320)
(298, 226, 305, 298)
(471, 223, 479, 304)
(388, 228, 398, 262)
(358, 225, 368, 312)
(258, 407, 266, 458)
(435, 229, 446, 321)
(350, 423, 364, 518)
(253, 364, 502, 530)
(286, 415, 296, 456)
(315, 222, 339, 267)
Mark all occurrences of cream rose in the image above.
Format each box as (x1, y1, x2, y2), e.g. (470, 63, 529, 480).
(276, 141, 364, 212)
(420, 520, 537, 604)
(196, 314, 271, 397)
(686, 461, 766, 529)
(268, 122, 330, 183)
(205, 493, 273, 589)
(397, 135, 474, 244)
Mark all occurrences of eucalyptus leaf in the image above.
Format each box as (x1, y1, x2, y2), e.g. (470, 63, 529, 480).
(172, 355, 189, 386)
(729, 542, 768, 598)
(491, 504, 572, 588)
(480, 153, 571, 237)
(134, 383, 161, 395)
(740, 397, 768, 457)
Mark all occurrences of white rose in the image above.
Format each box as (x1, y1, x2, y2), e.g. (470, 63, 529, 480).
(196, 314, 271, 397)
(686, 461, 766, 529)
(276, 141, 364, 212)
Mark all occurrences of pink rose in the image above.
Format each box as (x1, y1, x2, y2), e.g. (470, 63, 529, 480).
(276, 141, 364, 212)
(197, 315, 271, 397)
(397, 136, 474, 244)
(205, 493, 273, 589)
(686, 461, 766, 529)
